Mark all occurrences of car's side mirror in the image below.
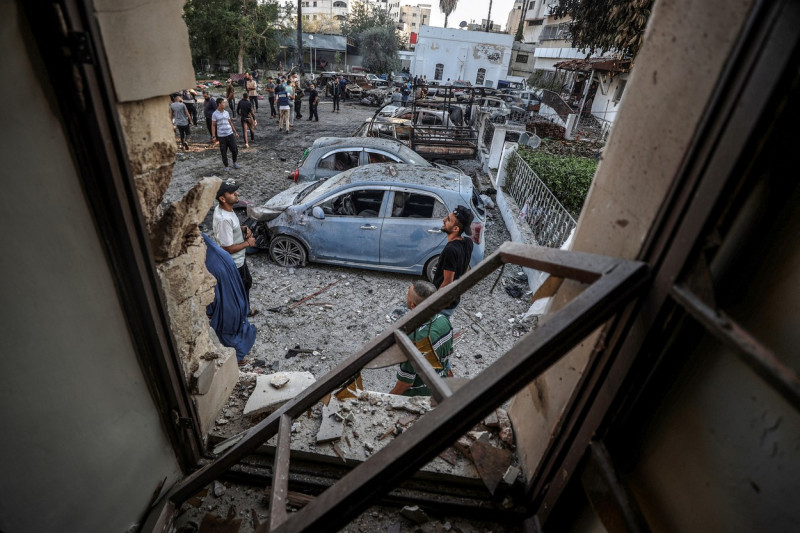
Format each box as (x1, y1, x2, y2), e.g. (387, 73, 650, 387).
(312, 206, 325, 219)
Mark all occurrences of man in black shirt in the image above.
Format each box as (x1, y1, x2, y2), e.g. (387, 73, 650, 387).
(236, 93, 256, 147)
(432, 205, 474, 316)
(307, 83, 319, 121)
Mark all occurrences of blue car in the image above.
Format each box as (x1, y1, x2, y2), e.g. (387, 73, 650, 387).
(247, 164, 486, 281)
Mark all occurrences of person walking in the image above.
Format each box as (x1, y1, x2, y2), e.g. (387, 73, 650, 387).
(294, 81, 303, 120)
(182, 89, 198, 125)
(211, 98, 240, 169)
(276, 81, 291, 133)
(169, 93, 193, 150)
(307, 83, 319, 122)
(432, 205, 474, 316)
(331, 77, 341, 112)
(226, 78, 236, 117)
(286, 80, 295, 127)
(265, 77, 277, 118)
(202, 90, 217, 142)
(245, 73, 259, 113)
(236, 92, 256, 147)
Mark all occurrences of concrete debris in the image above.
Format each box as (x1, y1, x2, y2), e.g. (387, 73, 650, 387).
(388, 523, 401, 533)
(316, 398, 344, 444)
(344, 412, 356, 425)
(438, 447, 459, 466)
(212, 480, 226, 497)
(400, 505, 429, 525)
(270, 373, 291, 389)
(467, 430, 491, 443)
(243, 372, 316, 417)
(364, 441, 374, 453)
(496, 408, 514, 445)
(483, 412, 499, 428)
(503, 465, 521, 485)
(470, 439, 514, 495)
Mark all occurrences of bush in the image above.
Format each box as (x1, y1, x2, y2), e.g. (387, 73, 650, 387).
(517, 148, 598, 218)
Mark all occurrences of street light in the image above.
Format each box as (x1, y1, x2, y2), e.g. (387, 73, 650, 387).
(309, 34, 315, 75)
(279, 45, 288, 71)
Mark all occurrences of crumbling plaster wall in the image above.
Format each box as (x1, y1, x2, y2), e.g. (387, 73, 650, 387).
(508, 0, 756, 483)
(96, 0, 238, 432)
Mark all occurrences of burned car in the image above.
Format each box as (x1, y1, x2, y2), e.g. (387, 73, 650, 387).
(247, 164, 486, 280)
(291, 136, 458, 183)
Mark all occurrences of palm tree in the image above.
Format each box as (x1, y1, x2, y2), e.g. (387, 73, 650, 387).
(439, 0, 458, 28)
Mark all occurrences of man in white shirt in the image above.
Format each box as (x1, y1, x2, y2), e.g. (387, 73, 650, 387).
(211, 98, 240, 170)
(213, 179, 257, 316)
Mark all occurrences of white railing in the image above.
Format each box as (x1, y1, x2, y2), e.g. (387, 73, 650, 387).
(503, 150, 577, 248)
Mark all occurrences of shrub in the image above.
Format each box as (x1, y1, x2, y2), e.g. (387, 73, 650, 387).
(517, 148, 598, 218)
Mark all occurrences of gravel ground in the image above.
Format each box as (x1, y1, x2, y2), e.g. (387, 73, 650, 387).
(167, 96, 533, 532)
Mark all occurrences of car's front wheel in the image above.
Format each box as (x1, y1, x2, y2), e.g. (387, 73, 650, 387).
(269, 235, 307, 267)
(424, 255, 439, 282)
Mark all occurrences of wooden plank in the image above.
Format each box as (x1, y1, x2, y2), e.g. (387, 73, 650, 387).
(394, 331, 452, 404)
(269, 415, 292, 531)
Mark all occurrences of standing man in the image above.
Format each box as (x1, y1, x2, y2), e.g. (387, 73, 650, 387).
(307, 83, 319, 122)
(294, 80, 303, 120)
(432, 205, 474, 316)
(246, 73, 259, 113)
(286, 80, 295, 127)
(276, 80, 291, 133)
(390, 281, 454, 396)
(236, 93, 256, 148)
(211, 98, 240, 170)
(331, 77, 341, 112)
(182, 89, 198, 125)
(202, 90, 217, 142)
(169, 93, 193, 150)
(339, 75, 348, 101)
(391, 87, 402, 106)
(213, 179, 257, 317)
(226, 78, 236, 117)
(265, 77, 277, 118)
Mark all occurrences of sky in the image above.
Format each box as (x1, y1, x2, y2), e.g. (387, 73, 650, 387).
(403, 0, 518, 31)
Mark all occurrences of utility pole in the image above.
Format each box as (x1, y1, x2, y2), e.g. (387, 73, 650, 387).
(296, 0, 304, 74)
(485, 0, 493, 32)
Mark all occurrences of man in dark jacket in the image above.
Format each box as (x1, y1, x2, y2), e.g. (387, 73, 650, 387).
(202, 90, 218, 142)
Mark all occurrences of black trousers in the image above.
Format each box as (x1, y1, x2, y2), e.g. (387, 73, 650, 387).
(309, 103, 318, 121)
(185, 102, 197, 124)
(205, 117, 213, 137)
(295, 99, 302, 118)
(268, 96, 276, 117)
(238, 261, 252, 303)
(218, 133, 238, 167)
(228, 97, 236, 117)
(332, 94, 340, 111)
(250, 95, 258, 111)
(176, 124, 190, 143)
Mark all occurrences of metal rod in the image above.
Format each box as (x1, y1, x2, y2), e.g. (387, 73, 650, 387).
(269, 415, 292, 531)
(393, 331, 452, 403)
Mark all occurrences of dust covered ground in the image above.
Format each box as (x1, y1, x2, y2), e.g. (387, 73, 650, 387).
(167, 95, 532, 532)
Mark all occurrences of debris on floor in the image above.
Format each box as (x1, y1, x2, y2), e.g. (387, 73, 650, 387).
(243, 371, 316, 417)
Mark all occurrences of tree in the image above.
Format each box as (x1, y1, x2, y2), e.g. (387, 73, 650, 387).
(551, 0, 654, 59)
(439, 0, 458, 29)
(340, 0, 396, 46)
(359, 26, 401, 74)
(183, 0, 289, 74)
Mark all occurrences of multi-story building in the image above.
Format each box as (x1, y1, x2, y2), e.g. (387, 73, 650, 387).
(398, 3, 431, 42)
(300, 0, 349, 32)
(367, 0, 401, 21)
(466, 19, 502, 32)
(506, 0, 525, 37)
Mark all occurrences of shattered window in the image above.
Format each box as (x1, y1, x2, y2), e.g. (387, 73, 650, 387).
(366, 151, 402, 164)
(318, 150, 361, 171)
(434, 63, 444, 81)
(390, 192, 445, 218)
(395, 125, 411, 141)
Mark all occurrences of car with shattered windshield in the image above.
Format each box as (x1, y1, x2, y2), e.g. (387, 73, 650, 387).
(247, 164, 486, 281)
(291, 136, 448, 183)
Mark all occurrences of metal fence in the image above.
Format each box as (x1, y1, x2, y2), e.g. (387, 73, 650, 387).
(504, 150, 577, 248)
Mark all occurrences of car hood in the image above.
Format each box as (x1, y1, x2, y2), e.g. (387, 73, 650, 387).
(247, 183, 309, 221)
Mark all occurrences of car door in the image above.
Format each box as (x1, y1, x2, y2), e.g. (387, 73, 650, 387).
(379, 189, 448, 269)
(314, 149, 363, 181)
(306, 187, 387, 265)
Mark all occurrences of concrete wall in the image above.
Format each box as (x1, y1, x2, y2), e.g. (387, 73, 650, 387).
(590, 73, 628, 125)
(508, 0, 756, 487)
(0, 3, 182, 531)
(413, 26, 513, 85)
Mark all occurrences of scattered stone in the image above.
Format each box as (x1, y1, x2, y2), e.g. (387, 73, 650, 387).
(213, 480, 226, 497)
(316, 398, 344, 444)
(496, 408, 514, 445)
(270, 373, 291, 389)
(483, 412, 499, 428)
(400, 505, 429, 525)
(345, 412, 356, 425)
(243, 372, 316, 417)
(503, 465, 521, 485)
(475, 312, 483, 320)
(364, 442, 374, 453)
(443, 521, 452, 531)
(438, 447, 459, 466)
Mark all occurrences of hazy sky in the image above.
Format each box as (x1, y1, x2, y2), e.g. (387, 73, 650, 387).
(403, 0, 518, 31)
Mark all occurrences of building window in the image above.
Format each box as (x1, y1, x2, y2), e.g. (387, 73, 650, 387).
(313, 1, 317, 6)
(540, 22, 570, 40)
(411, 22, 416, 27)
(476, 68, 486, 85)
(613, 79, 627, 103)
(434, 63, 444, 81)
(413, 13, 417, 17)
(516, 54, 529, 63)
(313, 14, 317, 20)
(333, 1, 347, 7)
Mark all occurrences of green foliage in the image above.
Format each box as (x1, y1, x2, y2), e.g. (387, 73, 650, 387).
(552, 0, 653, 59)
(340, 0, 396, 46)
(183, 0, 289, 73)
(516, 148, 597, 217)
(359, 27, 401, 74)
(439, 0, 459, 28)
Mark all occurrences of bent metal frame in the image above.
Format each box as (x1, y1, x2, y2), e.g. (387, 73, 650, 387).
(145, 243, 649, 532)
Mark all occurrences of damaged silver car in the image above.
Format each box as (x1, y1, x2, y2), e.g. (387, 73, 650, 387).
(248, 164, 486, 281)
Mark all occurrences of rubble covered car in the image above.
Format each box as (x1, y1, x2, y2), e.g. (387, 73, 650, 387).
(247, 164, 485, 281)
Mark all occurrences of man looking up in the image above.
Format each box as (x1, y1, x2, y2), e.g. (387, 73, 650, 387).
(213, 179, 257, 317)
(390, 281, 454, 396)
(433, 205, 474, 316)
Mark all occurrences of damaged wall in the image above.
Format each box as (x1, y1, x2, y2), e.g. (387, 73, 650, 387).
(0, 2, 183, 531)
(509, 0, 756, 487)
(104, 0, 239, 433)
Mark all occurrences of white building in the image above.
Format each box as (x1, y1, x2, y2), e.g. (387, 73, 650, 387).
(411, 26, 513, 87)
(398, 3, 431, 41)
(506, 0, 525, 37)
(466, 19, 502, 32)
(367, 0, 401, 21)
(300, 0, 350, 25)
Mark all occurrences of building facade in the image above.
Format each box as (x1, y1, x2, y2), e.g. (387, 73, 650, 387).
(506, 0, 525, 37)
(398, 3, 431, 41)
(412, 26, 513, 87)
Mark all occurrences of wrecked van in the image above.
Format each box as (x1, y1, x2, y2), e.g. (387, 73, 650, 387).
(247, 164, 486, 280)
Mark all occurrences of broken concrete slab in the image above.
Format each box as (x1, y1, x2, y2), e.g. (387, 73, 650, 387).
(400, 505, 429, 524)
(496, 408, 514, 445)
(316, 398, 344, 444)
(503, 465, 520, 485)
(470, 440, 514, 496)
(243, 372, 316, 417)
(191, 359, 216, 395)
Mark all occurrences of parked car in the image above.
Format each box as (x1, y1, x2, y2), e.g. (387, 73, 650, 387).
(291, 136, 431, 183)
(353, 116, 479, 160)
(247, 164, 486, 280)
(366, 73, 389, 87)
